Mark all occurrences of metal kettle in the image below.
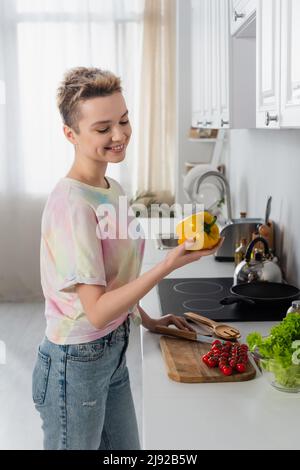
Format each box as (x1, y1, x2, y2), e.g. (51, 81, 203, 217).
(234, 237, 283, 285)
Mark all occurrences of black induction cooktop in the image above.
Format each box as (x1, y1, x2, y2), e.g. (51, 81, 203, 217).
(157, 278, 287, 322)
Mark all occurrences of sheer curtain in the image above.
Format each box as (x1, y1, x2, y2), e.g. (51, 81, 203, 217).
(0, 0, 145, 300)
(135, 0, 176, 197)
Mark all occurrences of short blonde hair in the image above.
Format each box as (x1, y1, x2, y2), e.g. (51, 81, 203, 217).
(56, 66, 122, 133)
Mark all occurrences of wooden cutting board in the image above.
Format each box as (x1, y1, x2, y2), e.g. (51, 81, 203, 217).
(160, 336, 256, 383)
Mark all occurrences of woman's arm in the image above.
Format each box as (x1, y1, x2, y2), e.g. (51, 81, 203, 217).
(76, 259, 170, 329)
(76, 238, 224, 330)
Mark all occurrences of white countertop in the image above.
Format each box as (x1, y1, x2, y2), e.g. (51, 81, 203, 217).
(139, 238, 300, 450)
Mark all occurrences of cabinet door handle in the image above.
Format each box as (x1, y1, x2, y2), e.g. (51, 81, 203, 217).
(205, 120, 212, 126)
(234, 10, 245, 22)
(221, 119, 229, 127)
(196, 121, 203, 126)
(265, 112, 279, 127)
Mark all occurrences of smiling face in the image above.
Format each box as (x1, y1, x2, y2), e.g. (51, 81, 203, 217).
(64, 92, 132, 164)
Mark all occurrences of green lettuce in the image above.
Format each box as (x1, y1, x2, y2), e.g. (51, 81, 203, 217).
(247, 313, 300, 388)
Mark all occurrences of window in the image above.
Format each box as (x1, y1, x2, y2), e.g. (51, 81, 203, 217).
(1, 0, 144, 194)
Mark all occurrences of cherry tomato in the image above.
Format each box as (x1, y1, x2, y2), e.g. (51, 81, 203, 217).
(207, 358, 217, 368)
(221, 352, 230, 358)
(236, 363, 246, 373)
(238, 355, 248, 364)
(212, 340, 222, 347)
(221, 366, 233, 376)
(213, 351, 221, 358)
(202, 354, 209, 364)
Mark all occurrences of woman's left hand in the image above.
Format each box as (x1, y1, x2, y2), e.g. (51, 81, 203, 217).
(146, 313, 196, 333)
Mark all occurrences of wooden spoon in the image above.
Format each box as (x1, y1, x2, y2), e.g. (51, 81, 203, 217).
(183, 311, 241, 340)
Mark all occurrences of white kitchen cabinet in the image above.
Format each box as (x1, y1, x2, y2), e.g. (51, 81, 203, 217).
(191, 0, 230, 129)
(280, 0, 300, 128)
(210, 0, 219, 126)
(191, 0, 256, 129)
(202, 0, 213, 126)
(191, 0, 215, 128)
(219, 0, 230, 127)
(256, 0, 300, 128)
(190, 0, 300, 131)
(230, 0, 256, 36)
(256, 0, 281, 128)
(191, 0, 205, 127)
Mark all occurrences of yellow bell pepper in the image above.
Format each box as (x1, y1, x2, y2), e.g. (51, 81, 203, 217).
(176, 211, 220, 251)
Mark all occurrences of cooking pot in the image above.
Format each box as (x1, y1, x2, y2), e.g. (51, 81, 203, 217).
(220, 281, 300, 307)
(234, 237, 282, 285)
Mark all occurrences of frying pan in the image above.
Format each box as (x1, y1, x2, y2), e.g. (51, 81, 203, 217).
(220, 282, 300, 306)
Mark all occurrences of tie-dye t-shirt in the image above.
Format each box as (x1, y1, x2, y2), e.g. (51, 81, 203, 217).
(40, 176, 145, 345)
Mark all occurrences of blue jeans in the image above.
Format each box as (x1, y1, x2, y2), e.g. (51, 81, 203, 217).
(32, 317, 141, 450)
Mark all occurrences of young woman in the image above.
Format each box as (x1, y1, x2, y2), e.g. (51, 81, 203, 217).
(32, 66, 223, 450)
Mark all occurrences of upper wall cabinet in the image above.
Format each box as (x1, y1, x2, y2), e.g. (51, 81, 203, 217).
(191, 0, 255, 129)
(256, 0, 300, 128)
(230, 0, 256, 36)
(191, 0, 230, 129)
(280, 0, 300, 128)
(190, 0, 300, 129)
(256, 0, 281, 128)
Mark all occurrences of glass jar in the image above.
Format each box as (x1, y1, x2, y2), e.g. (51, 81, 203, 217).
(260, 358, 300, 393)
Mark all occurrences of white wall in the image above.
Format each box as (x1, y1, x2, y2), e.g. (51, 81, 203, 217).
(226, 129, 300, 287)
(0, 195, 45, 301)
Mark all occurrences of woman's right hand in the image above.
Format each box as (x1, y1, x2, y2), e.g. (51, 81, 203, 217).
(162, 237, 224, 273)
